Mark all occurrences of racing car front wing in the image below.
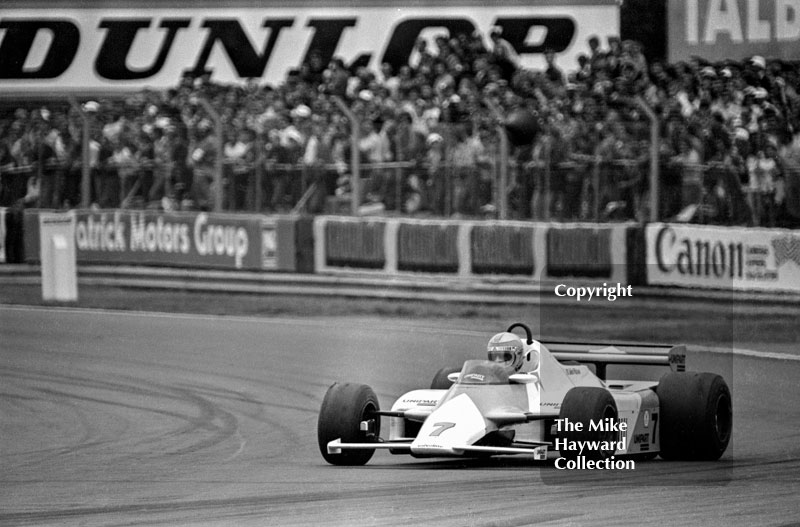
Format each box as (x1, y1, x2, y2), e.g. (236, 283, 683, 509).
(327, 439, 551, 459)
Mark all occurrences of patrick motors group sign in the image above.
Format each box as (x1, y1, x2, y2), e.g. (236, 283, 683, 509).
(25, 210, 269, 270)
(0, 1, 619, 91)
(646, 223, 800, 293)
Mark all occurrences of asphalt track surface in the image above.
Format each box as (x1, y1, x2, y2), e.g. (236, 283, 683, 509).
(1, 305, 799, 527)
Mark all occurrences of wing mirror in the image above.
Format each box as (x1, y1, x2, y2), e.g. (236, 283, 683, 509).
(509, 373, 539, 384)
(447, 372, 460, 383)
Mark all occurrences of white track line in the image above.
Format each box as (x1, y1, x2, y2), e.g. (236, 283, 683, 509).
(1, 304, 798, 362)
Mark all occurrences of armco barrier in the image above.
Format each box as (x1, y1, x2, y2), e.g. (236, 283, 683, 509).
(3, 207, 25, 264)
(263, 215, 314, 273)
(21, 209, 312, 272)
(315, 216, 468, 276)
(319, 217, 386, 270)
(626, 224, 647, 286)
(541, 223, 630, 284)
(397, 221, 459, 273)
(315, 216, 633, 284)
(546, 226, 611, 278)
(471, 222, 535, 276)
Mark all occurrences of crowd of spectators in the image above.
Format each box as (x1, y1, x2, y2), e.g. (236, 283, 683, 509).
(1, 28, 799, 228)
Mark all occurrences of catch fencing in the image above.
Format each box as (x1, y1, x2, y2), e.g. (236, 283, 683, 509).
(2, 94, 784, 227)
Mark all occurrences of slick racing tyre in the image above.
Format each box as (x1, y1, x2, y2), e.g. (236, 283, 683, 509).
(657, 372, 732, 461)
(317, 383, 380, 465)
(430, 366, 461, 390)
(558, 387, 619, 461)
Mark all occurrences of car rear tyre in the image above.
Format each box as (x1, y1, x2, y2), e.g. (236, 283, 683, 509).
(657, 372, 732, 461)
(558, 387, 619, 461)
(430, 366, 460, 390)
(317, 383, 380, 465)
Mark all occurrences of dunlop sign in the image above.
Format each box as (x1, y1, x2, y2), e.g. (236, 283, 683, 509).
(0, 2, 619, 91)
(646, 223, 800, 293)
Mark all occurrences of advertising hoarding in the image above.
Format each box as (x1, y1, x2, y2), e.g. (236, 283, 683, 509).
(646, 223, 800, 293)
(669, 0, 800, 62)
(24, 209, 268, 270)
(0, 0, 619, 92)
(38, 211, 78, 301)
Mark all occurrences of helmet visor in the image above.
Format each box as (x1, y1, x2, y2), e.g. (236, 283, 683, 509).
(488, 350, 514, 365)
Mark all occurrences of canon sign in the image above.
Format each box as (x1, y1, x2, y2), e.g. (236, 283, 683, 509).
(646, 223, 800, 293)
(653, 224, 744, 279)
(0, 3, 619, 91)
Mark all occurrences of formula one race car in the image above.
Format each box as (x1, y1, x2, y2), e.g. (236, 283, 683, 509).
(317, 323, 732, 465)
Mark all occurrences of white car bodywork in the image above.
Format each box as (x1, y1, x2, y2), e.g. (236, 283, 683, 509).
(328, 335, 686, 460)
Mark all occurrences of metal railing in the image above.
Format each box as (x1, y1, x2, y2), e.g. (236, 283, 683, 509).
(2, 93, 795, 227)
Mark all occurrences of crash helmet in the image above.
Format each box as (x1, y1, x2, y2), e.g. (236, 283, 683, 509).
(487, 332, 525, 371)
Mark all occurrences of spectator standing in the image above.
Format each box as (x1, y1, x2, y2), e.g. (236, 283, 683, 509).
(87, 132, 113, 208)
(148, 126, 171, 208)
(224, 127, 255, 210)
(747, 141, 783, 226)
(34, 117, 60, 209)
(587, 35, 605, 73)
(488, 27, 520, 81)
(190, 121, 217, 210)
(134, 129, 155, 208)
(110, 133, 137, 208)
(53, 120, 80, 209)
(544, 49, 564, 85)
(0, 139, 15, 206)
(302, 118, 333, 212)
(169, 125, 191, 209)
(324, 58, 350, 99)
(358, 119, 386, 201)
(426, 133, 446, 214)
(450, 123, 485, 215)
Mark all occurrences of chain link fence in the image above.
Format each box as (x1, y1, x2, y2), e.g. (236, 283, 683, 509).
(1, 94, 796, 228)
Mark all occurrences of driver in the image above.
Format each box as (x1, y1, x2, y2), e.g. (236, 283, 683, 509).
(487, 332, 526, 371)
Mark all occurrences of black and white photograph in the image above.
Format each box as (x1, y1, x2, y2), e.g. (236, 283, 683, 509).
(1, 0, 799, 525)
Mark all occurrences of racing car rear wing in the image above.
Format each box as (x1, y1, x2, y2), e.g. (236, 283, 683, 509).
(542, 341, 686, 380)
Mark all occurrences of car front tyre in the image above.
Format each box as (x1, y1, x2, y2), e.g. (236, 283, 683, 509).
(430, 366, 460, 390)
(317, 382, 380, 466)
(558, 387, 619, 461)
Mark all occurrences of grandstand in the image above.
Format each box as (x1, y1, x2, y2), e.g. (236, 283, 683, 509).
(1, 1, 798, 228)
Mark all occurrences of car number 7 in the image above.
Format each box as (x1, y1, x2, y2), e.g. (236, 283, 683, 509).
(430, 422, 456, 436)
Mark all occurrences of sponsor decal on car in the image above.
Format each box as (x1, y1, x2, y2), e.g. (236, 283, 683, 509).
(400, 398, 438, 406)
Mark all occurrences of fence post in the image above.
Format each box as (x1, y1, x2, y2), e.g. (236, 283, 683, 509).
(635, 96, 660, 222)
(198, 97, 224, 212)
(254, 134, 264, 212)
(486, 101, 509, 220)
(68, 96, 91, 209)
(592, 156, 600, 222)
(333, 96, 360, 215)
(544, 142, 552, 221)
(395, 165, 402, 212)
